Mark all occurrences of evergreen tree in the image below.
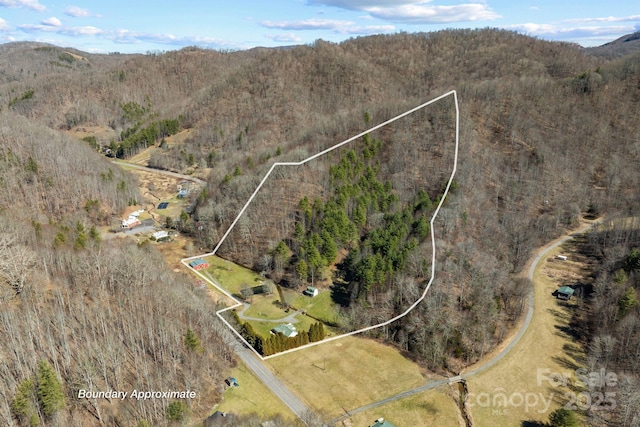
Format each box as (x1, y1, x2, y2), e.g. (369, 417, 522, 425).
(36, 360, 65, 418)
(295, 259, 308, 284)
(89, 226, 101, 242)
(320, 230, 338, 264)
(11, 378, 38, 425)
(184, 328, 202, 353)
(166, 401, 188, 422)
(548, 408, 580, 427)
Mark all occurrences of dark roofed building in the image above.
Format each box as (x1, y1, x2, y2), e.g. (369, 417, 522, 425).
(557, 286, 575, 300)
(203, 411, 235, 427)
(189, 258, 209, 271)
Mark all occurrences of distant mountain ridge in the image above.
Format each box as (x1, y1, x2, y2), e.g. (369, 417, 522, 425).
(585, 30, 640, 58)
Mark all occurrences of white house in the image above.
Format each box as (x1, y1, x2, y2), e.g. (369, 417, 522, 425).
(152, 230, 169, 241)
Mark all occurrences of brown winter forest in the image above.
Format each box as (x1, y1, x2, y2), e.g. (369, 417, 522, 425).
(1, 29, 640, 426)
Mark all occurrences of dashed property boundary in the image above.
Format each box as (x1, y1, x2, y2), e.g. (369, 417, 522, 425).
(182, 90, 460, 360)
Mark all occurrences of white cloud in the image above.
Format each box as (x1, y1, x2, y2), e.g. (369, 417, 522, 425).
(262, 18, 354, 31)
(64, 6, 91, 18)
(367, 3, 500, 24)
(343, 24, 395, 34)
(41, 16, 61, 27)
(308, 0, 422, 9)
(529, 6, 539, 11)
(563, 15, 640, 25)
(0, 17, 10, 30)
(19, 23, 103, 36)
(15, 19, 239, 50)
(262, 18, 395, 36)
(265, 32, 303, 43)
(506, 22, 636, 46)
(308, 0, 500, 24)
(0, 0, 45, 12)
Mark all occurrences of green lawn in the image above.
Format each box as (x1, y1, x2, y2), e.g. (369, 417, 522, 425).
(291, 289, 340, 325)
(247, 313, 317, 339)
(267, 335, 428, 419)
(349, 387, 460, 427)
(243, 294, 287, 319)
(204, 255, 264, 295)
(214, 362, 297, 423)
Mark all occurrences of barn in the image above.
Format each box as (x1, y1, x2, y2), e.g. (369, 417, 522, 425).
(189, 259, 209, 271)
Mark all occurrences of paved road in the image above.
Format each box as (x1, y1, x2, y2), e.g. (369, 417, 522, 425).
(111, 159, 207, 186)
(200, 270, 314, 423)
(328, 220, 599, 425)
(226, 334, 312, 422)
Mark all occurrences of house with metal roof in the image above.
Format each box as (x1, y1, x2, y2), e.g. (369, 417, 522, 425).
(557, 286, 575, 300)
(270, 323, 298, 338)
(188, 258, 209, 271)
(303, 286, 318, 297)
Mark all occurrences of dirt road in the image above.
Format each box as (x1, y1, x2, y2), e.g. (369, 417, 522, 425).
(329, 219, 600, 425)
(112, 159, 207, 186)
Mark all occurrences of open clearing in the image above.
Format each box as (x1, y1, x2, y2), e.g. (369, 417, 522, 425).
(205, 255, 264, 295)
(465, 225, 591, 426)
(344, 386, 461, 427)
(265, 335, 430, 419)
(213, 361, 298, 423)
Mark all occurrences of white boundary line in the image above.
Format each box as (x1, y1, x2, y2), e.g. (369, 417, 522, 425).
(182, 90, 459, 360)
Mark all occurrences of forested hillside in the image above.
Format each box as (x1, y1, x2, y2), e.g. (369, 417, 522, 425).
(0, 112, 234, 425)
(1, 28, 640, 426)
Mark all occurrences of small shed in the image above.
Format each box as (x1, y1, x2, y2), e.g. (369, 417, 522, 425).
(303, 286, 318, 297)
(556, 255, 568, 261)
(224, 377, 238, 387)
(557, 286, 575, 300)
(189, 259, 209, 271)
(271, 323, 298, 338)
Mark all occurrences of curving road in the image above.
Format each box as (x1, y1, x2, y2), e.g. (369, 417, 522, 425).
(328, 220, 599, 425)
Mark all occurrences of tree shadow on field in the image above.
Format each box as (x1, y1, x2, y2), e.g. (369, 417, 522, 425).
(562, 342, 586, 366)
(420, 401, 438, 415)
(551, 355, 581, 372)
(330, 281, 351, 307)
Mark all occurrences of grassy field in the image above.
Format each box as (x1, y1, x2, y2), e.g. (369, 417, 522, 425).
(348, 386, 461, 427)
(465, 240, 588, 427)
(205, 255, 264, 295)
(266, 335, 430, 420)
(292, 290, 340, 324)
(243, 293, 286, 318)
(211, 361, 299, 424)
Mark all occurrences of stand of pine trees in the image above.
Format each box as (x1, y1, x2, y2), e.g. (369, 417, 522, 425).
(231, 312, 326, 356)
(262, 322, 326, 356)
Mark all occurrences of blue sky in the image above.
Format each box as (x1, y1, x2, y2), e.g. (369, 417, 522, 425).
(0, 0, 638, 53)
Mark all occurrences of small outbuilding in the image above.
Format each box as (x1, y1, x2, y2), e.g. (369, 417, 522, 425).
(556, 255, 568, 261)
(303, 286, 319, 297)
(224, 377, 238, 387)
(189, 259, 209, 271)
(271, 323, 298, 338)
(557, 286, 575, 300)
